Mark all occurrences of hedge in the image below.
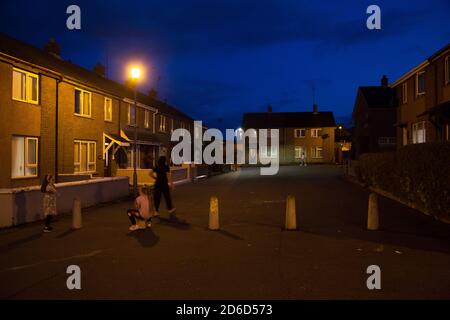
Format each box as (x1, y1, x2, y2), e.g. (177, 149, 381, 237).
(356, 142, 450, 219)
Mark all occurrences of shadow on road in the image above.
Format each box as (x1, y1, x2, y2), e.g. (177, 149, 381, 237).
(56, 229, 77, 239)
(216, 229, 244, 240)
(0, 233, 43, 253)
(127, 229, 160, 248)
(157, 216, 191, 231)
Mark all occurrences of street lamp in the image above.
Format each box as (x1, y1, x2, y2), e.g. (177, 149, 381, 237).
(129, 66, 142, 198)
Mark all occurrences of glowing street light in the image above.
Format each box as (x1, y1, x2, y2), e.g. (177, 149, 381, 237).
(130, 67, 141, 80)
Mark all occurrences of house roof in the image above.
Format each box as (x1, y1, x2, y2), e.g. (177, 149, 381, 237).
(0, 32, 193, 122)
(358, 86, 397, 108)
(242, 111, 336, 129)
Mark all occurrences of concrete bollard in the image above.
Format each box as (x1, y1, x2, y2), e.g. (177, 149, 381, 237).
(285, 195, 297, 230)
(209, 196, 220, 230)
(367, 193, 379, 230)
(72, 197, 82, 230)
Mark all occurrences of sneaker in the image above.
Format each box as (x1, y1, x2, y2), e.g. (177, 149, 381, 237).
(147, 221, 152, 228)
(129, 224, 139, 231)
(43, 226, 53, 233)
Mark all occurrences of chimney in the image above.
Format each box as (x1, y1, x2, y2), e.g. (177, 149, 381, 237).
(43, 38, 61, 58)
(93, 63, 106, 77)
(267, 104, 273, 113)
(313, 103, 318, 114)
(381, 75, 388, 87)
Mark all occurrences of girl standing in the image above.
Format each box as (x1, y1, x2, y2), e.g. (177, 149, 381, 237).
(153, 156, 176, 217)
(41, 174, 57, 232)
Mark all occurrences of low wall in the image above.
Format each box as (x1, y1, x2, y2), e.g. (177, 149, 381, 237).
(116, 165, 193, 186)
(0, 176, 129, 228)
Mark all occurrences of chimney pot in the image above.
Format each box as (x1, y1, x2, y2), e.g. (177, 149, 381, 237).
(313, 103, 318, 114)
(43, 38, 61, 58)
(381, 75, 388, 87)
(93, 63, 106, 77)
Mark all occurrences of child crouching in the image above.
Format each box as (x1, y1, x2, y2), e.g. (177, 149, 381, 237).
(127, 187, 153, 231)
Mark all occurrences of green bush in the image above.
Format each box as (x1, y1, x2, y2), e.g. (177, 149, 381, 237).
(357, 142, 450, 219)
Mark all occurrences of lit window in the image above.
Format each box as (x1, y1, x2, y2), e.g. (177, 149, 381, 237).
(295, 129, 306, 138)
(11, 136, 38, 178)
(416, 71, 425, 95)
(128, 104, 136, 126)
(311, 129, 323, 138)
(144, 110, 150, 129)
(12, 68, 39, 104)
(159, 115, 166, 132)
(74, 140, 96, 173)
(74, 88, 92, 117)
(412, 121, 426, 144)
(402, 82, 408, 104)
(311, 146, 323, 158)
(126, 147, 140, 169)
(295, 146, 306, 159)
(104, 97, 112, 121)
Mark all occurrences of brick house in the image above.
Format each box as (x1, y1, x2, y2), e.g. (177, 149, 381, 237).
(0, 32, 194, 189)
(351, 75, 398, 159)
(390, 44, 450, 146)
(242, 105, 337, 164)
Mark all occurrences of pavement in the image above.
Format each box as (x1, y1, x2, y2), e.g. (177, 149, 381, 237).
(1, 165, 450, 299)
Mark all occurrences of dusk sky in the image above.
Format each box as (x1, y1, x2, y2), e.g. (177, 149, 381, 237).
(1, 0, 449, 130)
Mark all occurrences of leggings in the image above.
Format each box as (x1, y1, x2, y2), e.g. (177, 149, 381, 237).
(154, 185, 173, 211)
(127, 209, 151, 225)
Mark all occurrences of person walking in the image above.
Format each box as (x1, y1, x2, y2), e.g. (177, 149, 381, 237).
(152, 156, 176, 217)
(299, 151, 307, 167)
(41, 174, 57, 233)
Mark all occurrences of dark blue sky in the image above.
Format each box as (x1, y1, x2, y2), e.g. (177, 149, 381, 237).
(1, 0, 449, 130)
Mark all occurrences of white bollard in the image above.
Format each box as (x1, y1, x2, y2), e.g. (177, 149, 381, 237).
(367, 193, 379, 230)
(72, 197, 82, 230)
(285, 195, 297, 230)
(209, 196, 220, 230)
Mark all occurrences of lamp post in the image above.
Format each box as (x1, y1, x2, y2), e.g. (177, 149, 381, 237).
(130, 67, 141, 198)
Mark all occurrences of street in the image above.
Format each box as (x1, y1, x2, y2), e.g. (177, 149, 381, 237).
(1, 165, 450, 299)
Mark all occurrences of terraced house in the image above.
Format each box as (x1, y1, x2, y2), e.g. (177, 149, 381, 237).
(0, 32, 195, 191)
(242, 105, 337, 164)
(391, 44, 450, 146)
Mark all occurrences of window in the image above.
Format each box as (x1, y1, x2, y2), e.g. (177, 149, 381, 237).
(416, 71, 425, 95)
(74, 140, 96, 173)
(12, 68, 39, 104)
(128, 104, 136, 126)
(104, 97, 112, 121)
(311, 146, 323, 158)
(311, 129, 322, 138)
(295, 146, 305, 159)
(294, 128, 306, 138)
(144, 110, 150, 129)
(412, 121, 426, 144)
(378, 137, 396, 145)
(159, 115, 166, 132)
(402, 127, 408, 146)
(402, 82, 408, 104)
(11, 136, 38, 178)
(445, 56, 450, 85)
(126, 147, 140, 169)
(74, 88, 92, 117)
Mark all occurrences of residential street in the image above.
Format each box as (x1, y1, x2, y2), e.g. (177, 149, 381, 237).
(1, 166, 450, 299)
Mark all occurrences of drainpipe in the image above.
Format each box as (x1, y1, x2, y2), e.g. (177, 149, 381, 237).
(55, 77, 61, 183)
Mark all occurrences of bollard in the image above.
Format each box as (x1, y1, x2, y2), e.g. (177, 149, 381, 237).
(285, 195, 297, 230)
(72, 197, 82, 230)
(209, 196, 220, 230)
(367, 193, 379, 230)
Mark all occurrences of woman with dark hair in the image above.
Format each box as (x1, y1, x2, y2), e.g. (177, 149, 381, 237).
(152, 156, 176, 217)
(41, 174, 57, 232)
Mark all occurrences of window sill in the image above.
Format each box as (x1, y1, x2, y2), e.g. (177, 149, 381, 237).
(74, 113, 93, 119)
(11, 175, 38, 180)
(12, 98, 40, 106)
(104, 119, 113, 123)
